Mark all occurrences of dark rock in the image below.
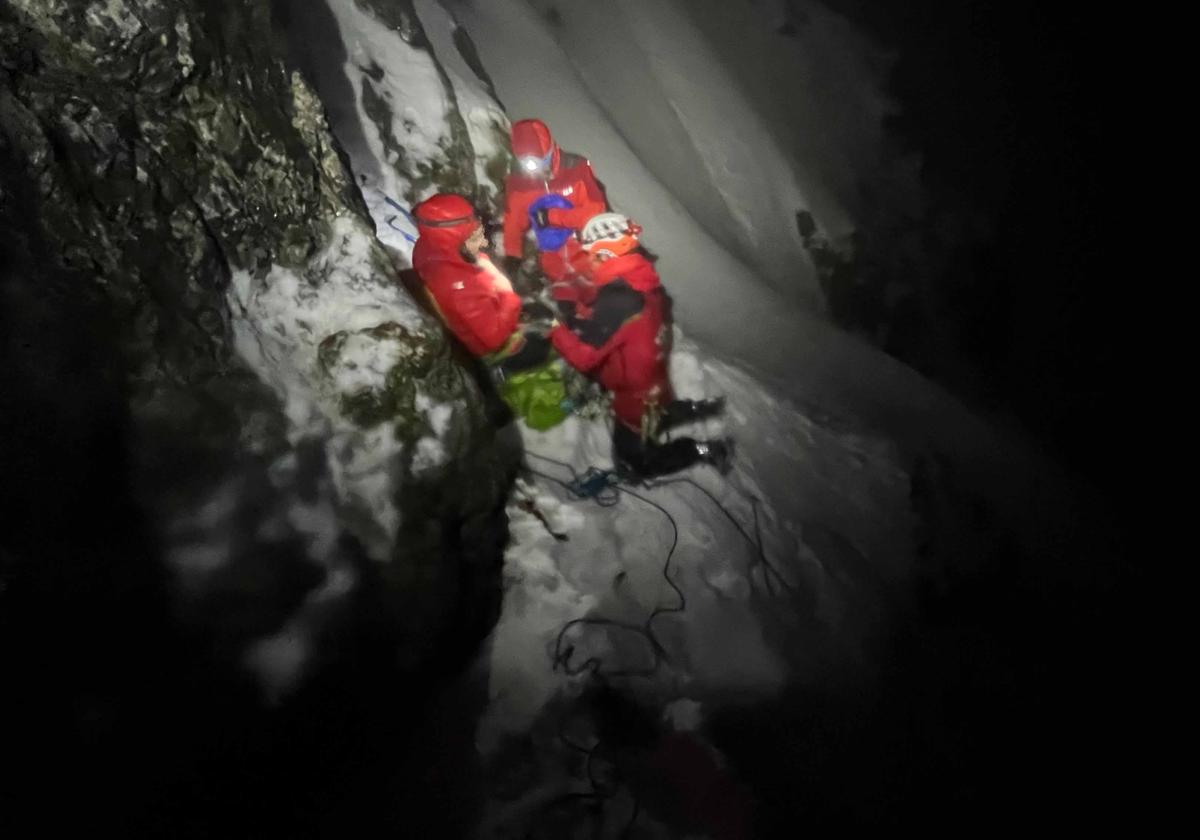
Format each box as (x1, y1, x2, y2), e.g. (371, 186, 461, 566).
(1, 0, 513, 714)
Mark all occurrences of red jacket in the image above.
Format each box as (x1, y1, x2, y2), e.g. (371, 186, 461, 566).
(503, 151, 608, 282)
(550, 252, 672, 429)
(412, 225, 521, 358)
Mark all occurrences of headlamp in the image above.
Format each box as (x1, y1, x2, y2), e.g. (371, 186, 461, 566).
(518, 149, 554, 174)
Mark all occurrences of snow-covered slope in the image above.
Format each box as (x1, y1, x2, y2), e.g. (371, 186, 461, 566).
(277, 0, 920, 829)
(270, 0, 1099, 833)
(510, 0, 903, 306)
(476, 333, 916, 834)
(446, 0, 1088, 570)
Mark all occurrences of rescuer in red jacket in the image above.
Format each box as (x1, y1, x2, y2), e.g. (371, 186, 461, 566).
(502, 118, 609, 307)
(412, 193, 549, 372)
(549, 213, 729, 479)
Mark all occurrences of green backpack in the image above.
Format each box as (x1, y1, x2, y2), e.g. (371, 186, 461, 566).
(499, 359, 571, 431)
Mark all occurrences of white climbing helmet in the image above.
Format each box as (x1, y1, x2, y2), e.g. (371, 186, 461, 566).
(580, 212, 642, 259)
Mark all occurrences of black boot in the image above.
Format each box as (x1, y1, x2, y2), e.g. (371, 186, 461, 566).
(695, 438, 733, 475)
(660, 397, 726, 430)
(614, 425, 733, 480)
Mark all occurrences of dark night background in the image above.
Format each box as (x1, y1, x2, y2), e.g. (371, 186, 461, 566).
(822, 0, 1122, 505)
(715, 2, 1136, 831)
(1, 1, 1135, 836)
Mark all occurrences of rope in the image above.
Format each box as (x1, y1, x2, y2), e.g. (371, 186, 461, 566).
(527, 710, 639, 839)
(644, 476, 796, 596)
(521, 450, 782, 839)
(527, 451, 792, 597)
(564, 466, 620, 507)
(524, 464, 681, 679)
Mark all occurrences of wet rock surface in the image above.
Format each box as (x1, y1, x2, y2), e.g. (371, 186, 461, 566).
(1, 0, 513, 832)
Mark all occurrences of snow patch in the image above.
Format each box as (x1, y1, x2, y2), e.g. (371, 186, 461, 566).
(85, 0, 143, 42)
(174, 14, 194, 77)
(478, 327, 913, 769)
(325, 330, 405, 394)
(414, 0, 510, 197)
(318, 0, 509, 260)
(475, 477, 602, 744)
(226, 215, 430, 558)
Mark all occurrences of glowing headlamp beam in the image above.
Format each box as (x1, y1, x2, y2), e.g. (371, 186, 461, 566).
(519, 150, 553, 173)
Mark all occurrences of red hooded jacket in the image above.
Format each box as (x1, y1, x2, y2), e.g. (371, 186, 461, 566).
(549, 252, 672, 429)
(503, 119, 607, 283)
(411, 197, 522, 358)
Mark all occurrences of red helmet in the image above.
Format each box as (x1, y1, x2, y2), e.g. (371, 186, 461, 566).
(510, 118, 559, 176)
(413, 193, 479, 242)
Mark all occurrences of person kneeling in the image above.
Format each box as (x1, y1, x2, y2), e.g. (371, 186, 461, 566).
(549, 213, 730, 480)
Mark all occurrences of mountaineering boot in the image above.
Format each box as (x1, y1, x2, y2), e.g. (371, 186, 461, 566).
(613, 423, 728, 481)
(662, 397, 726, 430)
(696, 438, 734, 475)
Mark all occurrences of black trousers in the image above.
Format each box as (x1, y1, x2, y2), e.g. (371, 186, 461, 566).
(612, 400, 712, 479)
(495, 331, 552, 375)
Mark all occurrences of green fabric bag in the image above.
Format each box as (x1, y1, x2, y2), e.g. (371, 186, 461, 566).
(499, 359, 570, 431)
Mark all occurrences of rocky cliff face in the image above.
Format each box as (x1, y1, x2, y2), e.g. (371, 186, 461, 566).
(0, 0, 514, 698)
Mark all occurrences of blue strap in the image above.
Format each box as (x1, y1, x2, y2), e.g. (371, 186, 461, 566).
(382, 195, 418, 243)
(383, 195, 418, 224)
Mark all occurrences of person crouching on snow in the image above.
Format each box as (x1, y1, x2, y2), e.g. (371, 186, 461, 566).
(411, 192, 550, 375)
(549, 212, 730, 480)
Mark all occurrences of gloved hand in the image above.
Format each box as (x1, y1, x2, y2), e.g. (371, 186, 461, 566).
(521, 299, 556, 321)
(500, 255, 523, 278)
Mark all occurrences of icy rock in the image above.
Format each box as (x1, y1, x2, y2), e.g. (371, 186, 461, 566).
(0, 0, 516, 691)
(319, 322, 440, 430)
